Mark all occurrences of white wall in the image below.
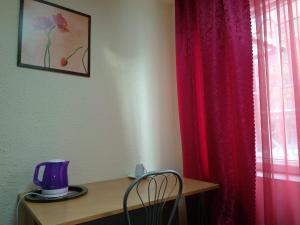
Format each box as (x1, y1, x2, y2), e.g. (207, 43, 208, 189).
(0, 0, 182, 224)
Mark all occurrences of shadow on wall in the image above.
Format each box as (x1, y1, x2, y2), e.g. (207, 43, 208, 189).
(100, 0, 181, 171)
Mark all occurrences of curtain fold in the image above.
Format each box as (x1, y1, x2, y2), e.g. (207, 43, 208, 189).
(251, 0, 300, 224)
(175, 0, 255, 224)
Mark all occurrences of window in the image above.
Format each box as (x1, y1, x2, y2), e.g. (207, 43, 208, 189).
(251, 0, 300, 177)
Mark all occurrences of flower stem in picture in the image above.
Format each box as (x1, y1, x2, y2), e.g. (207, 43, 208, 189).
(43, 40, 48, 67)
(67, 46, 83, 60)
(43, 25, 55, 68)
(82, 48, 88, 73)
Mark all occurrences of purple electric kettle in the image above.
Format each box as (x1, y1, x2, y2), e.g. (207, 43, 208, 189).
(33, 159, 69, 197)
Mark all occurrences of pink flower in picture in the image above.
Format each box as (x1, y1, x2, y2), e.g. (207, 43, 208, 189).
(60, 57, 68, 66)
(53, 13, 69, 32)
(33, 16, 54, 30)
(59, 46, 88, 72)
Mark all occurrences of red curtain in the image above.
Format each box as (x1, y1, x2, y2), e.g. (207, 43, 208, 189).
(251, 0, 300, 224)
(175, 0, 256, 224)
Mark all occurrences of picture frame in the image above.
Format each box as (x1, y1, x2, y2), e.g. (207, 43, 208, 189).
(17, 0, 91, 77)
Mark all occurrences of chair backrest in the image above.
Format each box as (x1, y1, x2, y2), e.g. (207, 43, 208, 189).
(123, 170, 183, 225)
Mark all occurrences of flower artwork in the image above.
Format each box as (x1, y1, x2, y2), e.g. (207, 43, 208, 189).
(18, 0, 91, 77)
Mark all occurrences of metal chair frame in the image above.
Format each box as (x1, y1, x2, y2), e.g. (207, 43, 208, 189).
(123, 170, 183, 225)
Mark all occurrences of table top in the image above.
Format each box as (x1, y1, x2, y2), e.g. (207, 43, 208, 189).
(22, 177, 219, 225)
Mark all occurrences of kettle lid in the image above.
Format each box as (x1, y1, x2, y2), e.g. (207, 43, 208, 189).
(47, 159, 69, 163)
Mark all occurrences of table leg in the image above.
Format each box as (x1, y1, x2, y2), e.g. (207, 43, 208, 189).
(178, 198, 188, 225)
(19, 203, 36, 225)
(185, 193, 208, 225)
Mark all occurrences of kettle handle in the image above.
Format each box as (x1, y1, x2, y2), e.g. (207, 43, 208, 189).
(33, 162, 47, 187)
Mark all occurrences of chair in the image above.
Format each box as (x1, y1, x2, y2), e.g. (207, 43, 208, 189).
(123, 170, 183, 225)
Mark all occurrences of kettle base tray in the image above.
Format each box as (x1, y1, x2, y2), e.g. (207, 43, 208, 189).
(24, 185, 88, 203)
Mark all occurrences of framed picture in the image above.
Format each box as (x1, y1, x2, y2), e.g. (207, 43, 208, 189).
(17, 0, 91, 77)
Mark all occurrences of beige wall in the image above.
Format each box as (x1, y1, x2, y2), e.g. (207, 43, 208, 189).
(0, 0, 181, 224)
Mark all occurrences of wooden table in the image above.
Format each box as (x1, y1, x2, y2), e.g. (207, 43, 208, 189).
(20, 177, 219, 225)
